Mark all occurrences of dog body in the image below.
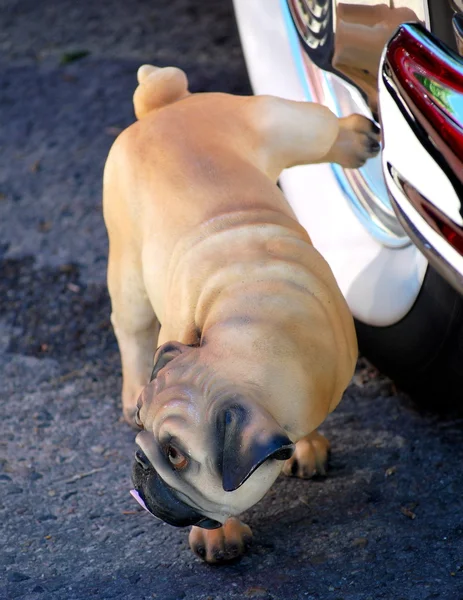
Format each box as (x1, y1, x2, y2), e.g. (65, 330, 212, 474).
(103, 66, 379, 561)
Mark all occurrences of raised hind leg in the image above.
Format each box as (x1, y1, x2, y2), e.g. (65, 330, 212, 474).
(246, 95, 381, 181)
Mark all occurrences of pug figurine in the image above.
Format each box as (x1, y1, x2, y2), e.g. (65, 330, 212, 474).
(103, 65, 380, 563)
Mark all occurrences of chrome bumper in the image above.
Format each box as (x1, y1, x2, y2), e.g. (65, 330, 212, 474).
(379, 22, 463, 294)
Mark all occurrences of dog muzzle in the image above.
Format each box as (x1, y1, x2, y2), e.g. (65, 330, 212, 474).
(131, 448, 222, 530)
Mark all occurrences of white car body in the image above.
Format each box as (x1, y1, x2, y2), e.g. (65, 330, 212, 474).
(232, 0, 427, 326)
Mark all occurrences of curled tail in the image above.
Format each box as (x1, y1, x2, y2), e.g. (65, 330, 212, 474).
(133, 65, 190, 120)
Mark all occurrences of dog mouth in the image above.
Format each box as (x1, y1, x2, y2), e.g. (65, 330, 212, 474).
(130, 487, 154, 514)
(129, 488, 221, 530)
(130, 447, 222, 530)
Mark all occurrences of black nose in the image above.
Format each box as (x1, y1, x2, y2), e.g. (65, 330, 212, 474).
(135, 449, 151, 470)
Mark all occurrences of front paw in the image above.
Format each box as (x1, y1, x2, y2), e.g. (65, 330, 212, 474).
(189, 517, 252, 564)
(282, 431, 330, 479)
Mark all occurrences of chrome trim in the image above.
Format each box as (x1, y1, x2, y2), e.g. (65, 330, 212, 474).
(233, 0, 428, 325)
(387, 169, 463, 295)
(283, 1, 410, 248)
(379, 23, 463, 293)
(395, 1, 429, 26)
(290, 0, 429, 109)
(287, 0, 330, 50)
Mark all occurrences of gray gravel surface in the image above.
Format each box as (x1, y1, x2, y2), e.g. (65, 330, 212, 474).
(1, 1, 462, 599)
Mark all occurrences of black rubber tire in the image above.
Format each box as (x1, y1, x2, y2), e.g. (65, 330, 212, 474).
(354, 5, 463, 409)
(355, 266, 463, 410)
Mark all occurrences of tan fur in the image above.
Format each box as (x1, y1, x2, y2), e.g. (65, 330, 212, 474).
(103, 65, 380, 562)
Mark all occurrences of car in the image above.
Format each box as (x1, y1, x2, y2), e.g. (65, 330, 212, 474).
(232, 0, 463, 409)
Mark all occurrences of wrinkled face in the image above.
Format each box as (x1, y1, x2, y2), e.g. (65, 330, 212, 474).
(130, 342, 294, 529)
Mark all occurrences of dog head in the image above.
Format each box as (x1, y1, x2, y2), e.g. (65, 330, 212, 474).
(130, 341, 295, 528)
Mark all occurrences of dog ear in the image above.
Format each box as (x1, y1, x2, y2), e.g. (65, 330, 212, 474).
(150, 341, 193, 380)
(216, 404, 295, 492)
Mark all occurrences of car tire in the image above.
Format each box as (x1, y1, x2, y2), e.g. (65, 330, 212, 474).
(355, 266, 463, 410)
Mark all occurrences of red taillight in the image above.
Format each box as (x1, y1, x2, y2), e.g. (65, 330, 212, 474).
(400, 178, 463, 256)
(386, 27, 463, 180)
(422, 205, 463, 255)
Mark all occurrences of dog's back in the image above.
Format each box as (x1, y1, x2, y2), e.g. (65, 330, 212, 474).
(104, 83, 302, 319)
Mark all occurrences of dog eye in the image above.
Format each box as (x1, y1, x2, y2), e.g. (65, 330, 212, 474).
(166, 445, 188, 470)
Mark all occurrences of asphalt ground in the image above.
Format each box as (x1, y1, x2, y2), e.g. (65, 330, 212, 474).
(1, 1, 462, 599)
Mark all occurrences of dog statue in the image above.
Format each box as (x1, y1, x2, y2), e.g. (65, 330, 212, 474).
(103, 65, 380, 563)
